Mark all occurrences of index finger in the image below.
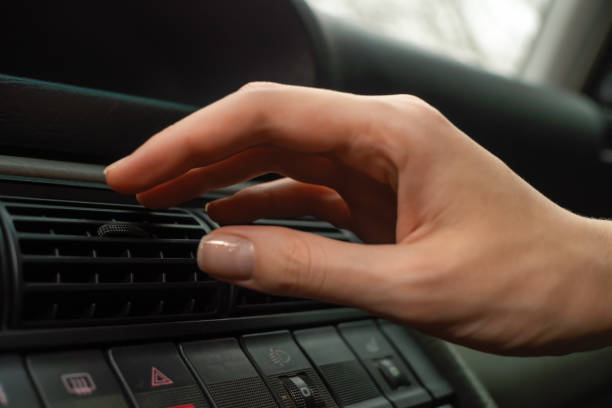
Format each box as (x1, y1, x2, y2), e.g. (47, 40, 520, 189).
(104, 83, 383, 195)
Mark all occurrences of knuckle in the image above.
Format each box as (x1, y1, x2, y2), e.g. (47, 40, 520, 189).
(234, 83, 284, 130)
(385, 94, 445, 123)
(376, 94, 452, 158)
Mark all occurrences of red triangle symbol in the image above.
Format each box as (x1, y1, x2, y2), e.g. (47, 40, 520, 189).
(151, 366, 174, 387)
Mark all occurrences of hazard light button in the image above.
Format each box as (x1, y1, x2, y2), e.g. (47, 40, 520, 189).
(109, 343, 210, 408)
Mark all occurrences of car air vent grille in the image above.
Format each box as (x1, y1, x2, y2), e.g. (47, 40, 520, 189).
(0, 196, 227, 328)
(227, 216, 356, 315)
(231, 287, 332, 316)
(252, 218, 353, 241)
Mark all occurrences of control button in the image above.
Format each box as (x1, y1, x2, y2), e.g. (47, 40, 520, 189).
(61, 372, 97, 396)
(243, 331, 338, 407)
(151, 367, 174, 387)
(243, 332, 312, 376)
(109, 342, 209, 408)
(180, 338, 278, 408)
(294, 326, 392, 408)
(281, 375, 316, 407)
(377, 358, 409, 389)
(0, 355, 42, 407)
(27, 350, 129, 407)
(338, 320, 431, 408)
(378, 320, 453, 402)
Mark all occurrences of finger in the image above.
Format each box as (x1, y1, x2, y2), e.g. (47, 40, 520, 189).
(105, 83, 398, 195)
(135, 146, 348, 209)
(197, 226, 414, 315)
(206, 178, 352, 229)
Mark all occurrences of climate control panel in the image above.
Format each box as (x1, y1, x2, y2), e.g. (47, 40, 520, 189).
(0, 320, 454, 408)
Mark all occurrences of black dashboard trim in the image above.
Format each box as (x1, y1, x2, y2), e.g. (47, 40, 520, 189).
(0, 308, 369, 351)
(0, 206, 8, 330)
(0, 203, 17, 331)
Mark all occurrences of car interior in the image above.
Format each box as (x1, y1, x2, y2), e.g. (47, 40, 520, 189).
(1, 1, 612, 407)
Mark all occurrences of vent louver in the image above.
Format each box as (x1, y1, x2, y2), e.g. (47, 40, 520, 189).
(0, 196, 226, 328)
(253, 218, 353, 241)
(231, 287, 332, 315)
(229, 217, 355, 315)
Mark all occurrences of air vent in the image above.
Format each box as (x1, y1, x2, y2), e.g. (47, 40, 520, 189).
(231, 287, 332, 316)
(0, 196, 227, 328)
(253, 218, 353, 241)
(228, 216, 356, 315)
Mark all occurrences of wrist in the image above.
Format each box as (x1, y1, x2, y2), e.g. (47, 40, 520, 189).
(557, 215, 612, 351)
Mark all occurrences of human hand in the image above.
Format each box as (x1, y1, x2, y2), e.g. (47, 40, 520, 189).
(105, 83, 612, 355)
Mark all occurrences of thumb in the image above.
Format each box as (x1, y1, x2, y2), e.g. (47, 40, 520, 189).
(197, 225, 403, 309)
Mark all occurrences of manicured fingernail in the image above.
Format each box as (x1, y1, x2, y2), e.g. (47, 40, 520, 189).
(198, 233, 254, 280)
(104, 157, 128, 176)
(204, 202, 210, 213)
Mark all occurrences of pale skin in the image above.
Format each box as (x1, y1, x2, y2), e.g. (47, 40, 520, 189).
(105, 82, 612, 356)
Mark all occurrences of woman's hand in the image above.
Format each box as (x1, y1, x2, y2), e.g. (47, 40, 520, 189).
(105, 83, 612, 355)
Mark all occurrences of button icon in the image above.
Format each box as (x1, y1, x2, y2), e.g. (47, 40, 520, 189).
(268, 348, 291, 367)
(0, 383, 8, 406)
(61, 372, 97, 396)
(365, 337, 380, 353)
(151, 367, 174, 387)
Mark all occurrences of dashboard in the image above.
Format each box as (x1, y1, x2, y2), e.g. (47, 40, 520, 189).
(0, 173, 481, 408)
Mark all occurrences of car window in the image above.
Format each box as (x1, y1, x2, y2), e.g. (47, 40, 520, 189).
(305, 0, 552, 79)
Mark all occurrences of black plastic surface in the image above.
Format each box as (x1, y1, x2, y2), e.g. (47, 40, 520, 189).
(0, 196, 226, 329)
(0, 208, 8, 331)
(243, 331, 339, 407)
(0, 1, 316, 106)
(27, 349, 129, 407)
(181, 338, 278, 408)
(379, 321, 453, 403)
(338, 321, 431, 408)
(0, 354, 42, 407)
(294, 326, 391, 408)
(109, 342, 209, 408)
(0, 74, 196, 164)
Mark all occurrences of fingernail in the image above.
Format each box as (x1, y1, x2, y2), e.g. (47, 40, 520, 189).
(204, 202, 210, 213)
(104, 156, 128, 176)
(198, 233, 255, 280)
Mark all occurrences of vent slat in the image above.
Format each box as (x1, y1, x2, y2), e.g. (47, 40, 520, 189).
(231, 287, 331, 316)
(253, 218, 350, 241)
(22, 288, 219, 325)
(254, 218, 340, 230)
(13, 216, 203, 233)
(21, 257, 198, 265)
(18, 234, 200, 244)
(22, 261, 211, 285)
(6, 203, 196, 223)
(315, 231, 352, 240)
(19, 237, 198, 259)
(25, 281, 217, 291)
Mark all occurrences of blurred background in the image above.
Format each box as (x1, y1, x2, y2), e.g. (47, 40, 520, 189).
(305, 0, 552, 78)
